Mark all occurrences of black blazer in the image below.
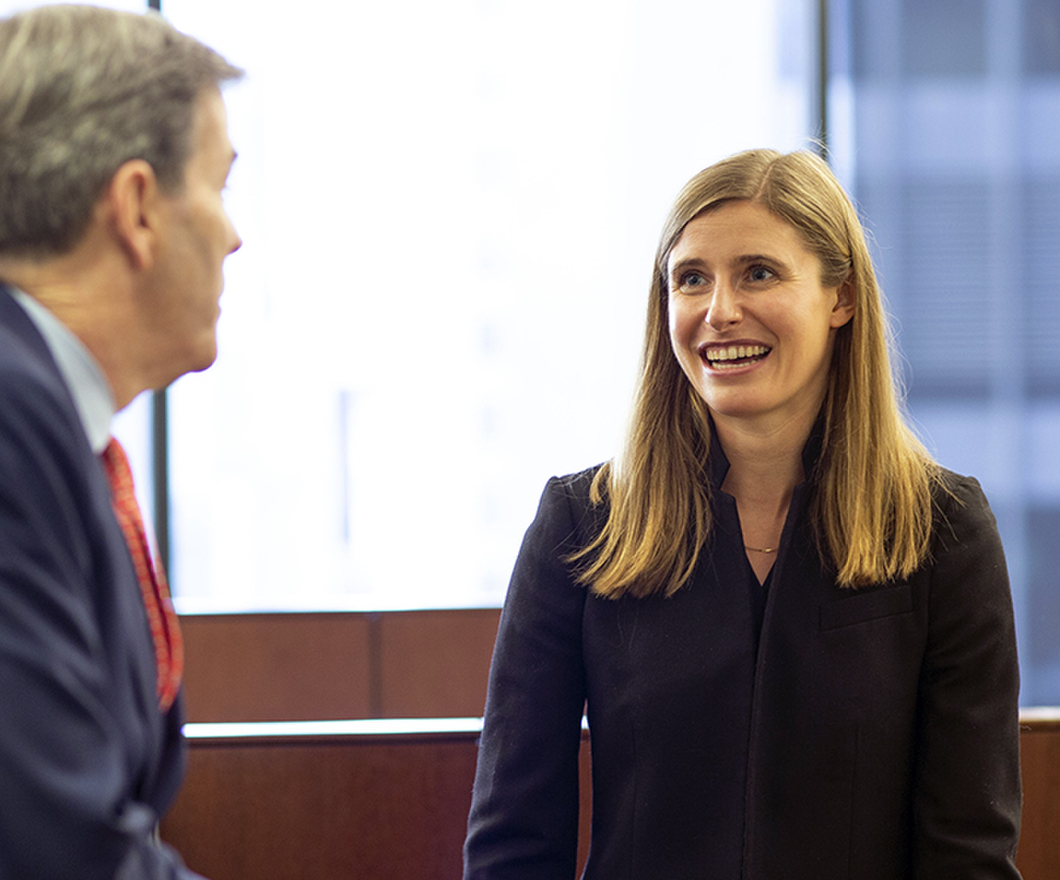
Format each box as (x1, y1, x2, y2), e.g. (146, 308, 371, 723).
(0, 286, 200, 879)
(465, 444, 1022, 879)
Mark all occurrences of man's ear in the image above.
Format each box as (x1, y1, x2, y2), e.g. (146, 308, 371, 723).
(104, 159, 163, 271)
(829, 278, 855, 329)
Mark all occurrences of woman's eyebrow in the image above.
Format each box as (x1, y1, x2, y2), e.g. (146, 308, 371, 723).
(669, 253, 787, 277)
(668, 257, 709, 277)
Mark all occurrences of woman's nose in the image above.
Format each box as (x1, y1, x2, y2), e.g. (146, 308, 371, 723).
(706, 282, 741, 330)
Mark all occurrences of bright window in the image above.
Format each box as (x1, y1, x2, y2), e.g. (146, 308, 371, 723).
(7, 0, 1059, 704)
(160, 0, 818, 611)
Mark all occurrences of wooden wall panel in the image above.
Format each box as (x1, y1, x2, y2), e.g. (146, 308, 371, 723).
(180, 613, 373, 722)
(179, 610, 500, 722)
(162, 720, 1058, 880)
(172, 612, 1059, 879)
(1017, 714, 1060, 880)
(163, 733, 480, 880)
(377, 609, 499, 718)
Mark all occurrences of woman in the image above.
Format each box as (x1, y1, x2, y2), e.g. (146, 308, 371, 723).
(463, 149, 1022, 879)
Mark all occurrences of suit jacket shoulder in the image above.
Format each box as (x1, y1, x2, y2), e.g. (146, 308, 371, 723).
(0, 286, 200, 880)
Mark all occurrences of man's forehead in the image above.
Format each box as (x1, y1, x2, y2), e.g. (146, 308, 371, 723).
(190, 87, 235, 163)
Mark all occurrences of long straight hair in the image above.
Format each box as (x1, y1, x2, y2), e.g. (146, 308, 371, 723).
(575, 150, 941, 599)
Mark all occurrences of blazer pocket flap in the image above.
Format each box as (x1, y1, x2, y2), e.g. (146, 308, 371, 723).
(819, 584, 914, 631)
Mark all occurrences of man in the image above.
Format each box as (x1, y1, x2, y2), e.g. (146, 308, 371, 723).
(0, 5, 242, 878)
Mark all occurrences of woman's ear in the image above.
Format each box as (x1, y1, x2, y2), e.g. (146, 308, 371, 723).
(104, 159, 162, 271)
(830, 278, 855, 329)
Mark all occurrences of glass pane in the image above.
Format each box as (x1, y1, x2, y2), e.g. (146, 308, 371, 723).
(1024, 0, 1060, 75)
(901, 0, 987, 77)
(161, 0, 817, 612)
(833, 0, 1060, 704)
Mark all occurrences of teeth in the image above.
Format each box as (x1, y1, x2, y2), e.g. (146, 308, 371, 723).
(706, 344, 769, 363)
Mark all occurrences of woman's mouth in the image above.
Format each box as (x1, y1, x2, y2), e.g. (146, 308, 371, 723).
(701, 344, 772, 370)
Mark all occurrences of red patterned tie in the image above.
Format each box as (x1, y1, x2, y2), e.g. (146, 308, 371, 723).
(100, 437, 184, 712)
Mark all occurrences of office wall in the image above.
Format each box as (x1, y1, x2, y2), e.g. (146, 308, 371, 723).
(172, 612, 1059, 879)
(179, 609, 501, 722)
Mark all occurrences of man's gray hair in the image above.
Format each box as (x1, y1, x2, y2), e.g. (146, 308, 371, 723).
(0, 4, 243, 256)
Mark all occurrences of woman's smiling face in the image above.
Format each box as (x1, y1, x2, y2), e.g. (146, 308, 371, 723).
(666, 199, 854, 434)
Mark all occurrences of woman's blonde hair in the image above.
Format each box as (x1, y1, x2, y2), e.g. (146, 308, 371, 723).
(576, 149, 941, 599)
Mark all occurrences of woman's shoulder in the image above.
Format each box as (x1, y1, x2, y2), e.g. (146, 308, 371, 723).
(929, 467, 1002, 554)
(931, 467, 991, 513)
(546, 463, 606, 499)
(533, 464, 609, 546)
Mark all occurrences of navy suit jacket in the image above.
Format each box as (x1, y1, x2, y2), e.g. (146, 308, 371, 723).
(465, 445, 1022, 878)
(0, 285, 201, 879)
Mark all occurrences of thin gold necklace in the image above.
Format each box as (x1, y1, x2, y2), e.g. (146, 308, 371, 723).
(744, 545, 776, 554)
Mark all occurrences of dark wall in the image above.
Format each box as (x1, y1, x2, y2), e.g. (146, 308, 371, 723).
(170, 612, 1059, 880)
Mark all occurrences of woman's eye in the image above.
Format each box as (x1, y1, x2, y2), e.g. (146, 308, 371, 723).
(681, 271, 706, 288)
(747, 265, 775, 283)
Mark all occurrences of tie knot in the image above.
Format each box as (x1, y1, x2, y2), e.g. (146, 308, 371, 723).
(102, 434, 132, 477)
(101, 436, 136, 503)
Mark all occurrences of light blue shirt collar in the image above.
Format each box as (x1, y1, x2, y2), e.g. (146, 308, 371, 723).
(10, 288, 116, 454)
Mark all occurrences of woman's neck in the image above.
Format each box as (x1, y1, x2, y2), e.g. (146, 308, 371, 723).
(713, 412, 815, 582)
(714, 413, 811, 502)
